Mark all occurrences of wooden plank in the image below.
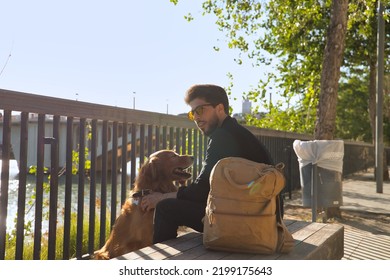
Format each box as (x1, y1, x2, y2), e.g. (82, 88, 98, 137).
(115, 231, 200, 260)
(115, 221, 344, 260)
(220, 221, 317, 260)
(280, 223, 344, 260)
(194, 249, 231, 260)
(0, 89, 198, 129)
(145, 235, 203, 260)
(168, 235, 219, 260)
(290, 221, 327, 244)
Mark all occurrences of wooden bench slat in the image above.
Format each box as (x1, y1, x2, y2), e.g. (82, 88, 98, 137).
(149, 235, 203, 260)
(287, 220, 318, 233)
(115, 231, 199, 260)
(279, 224, 344, 260)
(114, 220, 344, 260)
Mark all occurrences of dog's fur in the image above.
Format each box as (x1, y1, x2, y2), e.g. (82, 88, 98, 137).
(94, 150, 193, 260)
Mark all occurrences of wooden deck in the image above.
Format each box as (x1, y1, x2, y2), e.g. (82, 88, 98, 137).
(114, 220, 344, 260)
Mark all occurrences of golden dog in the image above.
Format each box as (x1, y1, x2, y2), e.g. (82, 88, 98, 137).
(94, 150, 193, 259)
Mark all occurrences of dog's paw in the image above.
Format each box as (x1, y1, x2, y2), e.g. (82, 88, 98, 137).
(93, 251, 110, 260)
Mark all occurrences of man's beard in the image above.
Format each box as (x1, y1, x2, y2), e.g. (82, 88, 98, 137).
(197, 117, 219, 136)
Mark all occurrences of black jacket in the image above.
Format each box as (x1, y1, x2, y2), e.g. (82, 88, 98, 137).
(177, 116, 272, 206)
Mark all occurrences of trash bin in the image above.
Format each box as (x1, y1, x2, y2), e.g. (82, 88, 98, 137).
(293, 140, 344, 208)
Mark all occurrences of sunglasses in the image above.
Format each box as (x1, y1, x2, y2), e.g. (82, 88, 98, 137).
(187, 103, 215, 121)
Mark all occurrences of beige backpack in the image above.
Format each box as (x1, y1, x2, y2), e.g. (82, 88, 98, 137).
(203, 157, 294, 254)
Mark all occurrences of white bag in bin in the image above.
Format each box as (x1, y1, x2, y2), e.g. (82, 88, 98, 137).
(293, 140, 344, 173)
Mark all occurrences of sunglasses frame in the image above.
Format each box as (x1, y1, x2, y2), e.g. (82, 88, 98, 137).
(187, 103, 215, 120)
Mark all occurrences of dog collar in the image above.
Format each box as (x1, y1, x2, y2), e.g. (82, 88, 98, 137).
(131, 189, 152, 206)
(132, 189, 152, 198)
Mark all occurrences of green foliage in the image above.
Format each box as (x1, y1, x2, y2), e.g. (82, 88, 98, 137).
(5, 213, 110, 260)
(72, 147, 91, 174)
(336, 74, 372, 142)
(246, 99, 316, 134)
(171, 0, 390, 143)
(225, 72, 236, 115)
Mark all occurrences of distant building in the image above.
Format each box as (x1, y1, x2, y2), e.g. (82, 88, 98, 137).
(242, 99, 251, 115)
(233, 99, 252, 123)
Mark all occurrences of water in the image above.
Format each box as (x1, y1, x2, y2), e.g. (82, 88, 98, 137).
(1, 159, 137, 234)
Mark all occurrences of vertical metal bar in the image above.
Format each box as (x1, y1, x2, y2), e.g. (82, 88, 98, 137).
(48, 115, 60, 259)
(63, 117, 73, 259)
(198, 132, 204, 171)
(15, 112, 28, 260)
(311, 164, 318, 223)
(169, 127, 174, 150)
(181, 128, 187, 154)
(188, 129, 192, 156)
(162, 126, 167, 149)
(76, 118, 86, 259)
(376, 1, 384, 193)
(111, 121, 118, 227)
(88, 119, 97, 256)
(33, 113, 45, 260)
(203, 135, 208, 158)
(121, 123, 128, 205)
(139, 124, 145, 166)
(131, 123, 137, 187)
(100, 120, 108, 247)
(193, 130, 198, 177)
(175, 127, 180, 154)
(147, 124, 153, 156)
(287, 145, 293, 199)
(187, 129, 193, 185)
(0, 110, 11, 260)
(155, 126, 160, 151)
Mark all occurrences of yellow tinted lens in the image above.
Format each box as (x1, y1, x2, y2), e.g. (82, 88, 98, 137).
(194, 106, 204, 116)
(187, 111, 195, 120)
(188, 104, 212, 120)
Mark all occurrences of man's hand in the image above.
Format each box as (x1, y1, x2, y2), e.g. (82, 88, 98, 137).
(141, 192, 177, 211)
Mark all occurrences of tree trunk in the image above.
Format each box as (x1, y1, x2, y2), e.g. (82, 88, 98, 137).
(314, 0, 348, 219)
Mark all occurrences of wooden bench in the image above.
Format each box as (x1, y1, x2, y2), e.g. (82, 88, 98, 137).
(114, 220, 344, 260)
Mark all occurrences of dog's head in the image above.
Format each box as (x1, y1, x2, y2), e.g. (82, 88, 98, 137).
(135, 150, 194, 192)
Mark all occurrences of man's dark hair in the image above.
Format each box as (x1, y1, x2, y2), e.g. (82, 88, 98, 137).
(184, 84, 229, 115)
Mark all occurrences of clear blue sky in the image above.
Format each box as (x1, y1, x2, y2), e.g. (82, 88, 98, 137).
(0, 0, 272, 116)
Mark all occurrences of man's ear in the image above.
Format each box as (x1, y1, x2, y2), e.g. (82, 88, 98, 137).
(216, 103, 227, 118)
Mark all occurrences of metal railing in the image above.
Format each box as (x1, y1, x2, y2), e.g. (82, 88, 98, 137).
(0, 89, 377, 259)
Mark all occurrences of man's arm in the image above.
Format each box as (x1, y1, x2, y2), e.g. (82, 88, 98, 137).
(177, 129, 240, 204)
(141, 191, 177, 211)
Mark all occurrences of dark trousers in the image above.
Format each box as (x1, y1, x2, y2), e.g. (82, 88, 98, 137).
(153, 198, 205, 244)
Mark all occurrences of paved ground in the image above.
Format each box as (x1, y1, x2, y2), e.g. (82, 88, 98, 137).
(284, 169, 390, 260)
(342, 171, 390, 215)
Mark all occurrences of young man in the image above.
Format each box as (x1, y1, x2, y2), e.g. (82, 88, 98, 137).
(141, 84, 272, 243)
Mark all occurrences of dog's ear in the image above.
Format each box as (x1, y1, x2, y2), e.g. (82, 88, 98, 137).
(140, 157, 159, 180)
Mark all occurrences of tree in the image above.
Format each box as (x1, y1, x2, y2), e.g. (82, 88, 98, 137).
(172, 0, 390, 137)
(172, 0, 390, 186)
(315, 0, 348, 141)
(315, 0, 348, 219)
(336, 74, 372, 142)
